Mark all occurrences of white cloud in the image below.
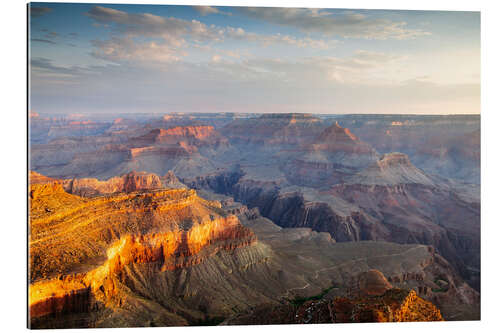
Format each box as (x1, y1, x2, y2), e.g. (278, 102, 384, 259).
(239, 7, 431, 40)
(91, 37, 186, 64)
(86, 6, 340, 64)
(30, 56, 479, 115)
(86, 6, 219, 42)
(211, 51, 406, 85)
(30, 6, 478, 115)
(224, 27, 339, 49)
(194, 6, 232, 16)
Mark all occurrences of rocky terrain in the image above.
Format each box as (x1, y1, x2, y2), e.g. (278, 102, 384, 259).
(29, 177, 263, 327)
(187, 159, 480, 291)
(61, 170, 186, 197)
(29, 112, 480, 326)
(329, 114, 480, 183)
(225, 270, 444, 324)
(282, 122, 380, 187)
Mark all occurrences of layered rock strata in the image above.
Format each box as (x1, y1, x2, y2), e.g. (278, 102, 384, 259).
(29, 181, 257, 327)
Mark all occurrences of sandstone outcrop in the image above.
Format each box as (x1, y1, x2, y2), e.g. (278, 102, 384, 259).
(331, 289, 443, 323)
(62, 171, 163, 197)
(28, 179, 260, 325)
(29, 171, 479, 327)
(29, 171, 57, 184)
(226, 287, 443, 324)
(130, 126, 223, 146)
(351, 269, 393, 297)
(313, 122, 374, 154)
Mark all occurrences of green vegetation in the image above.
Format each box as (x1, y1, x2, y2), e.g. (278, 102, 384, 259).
(289, 286, 335, 306)
(431, 278, 449, 293)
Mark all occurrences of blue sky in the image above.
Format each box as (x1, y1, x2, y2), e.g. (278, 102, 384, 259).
(29, 2, 480, 114)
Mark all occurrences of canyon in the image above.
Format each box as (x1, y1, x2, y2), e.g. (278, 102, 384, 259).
(29, 112, 480, 327)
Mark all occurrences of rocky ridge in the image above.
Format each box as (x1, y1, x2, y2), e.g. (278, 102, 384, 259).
(224, 270, 443, 324)
(345, 152, 435, 186)
(61, 171, 186, 197)
(187, 166, 480, 291)
(29, 176, 262, 326)
(28, 113, 481, 325)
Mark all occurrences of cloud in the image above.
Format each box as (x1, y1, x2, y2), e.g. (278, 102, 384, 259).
(30, 7, 52, 18)
(31, 58, 64, 71)
(239, 8, 431, 40)
(86, 6, 224, 50)
(31, 38, 57, 45)
(224, 27, 338, 49)
(91, 37, 186, 64)
(30, 6, 477, 115)
(30, 58, 100, 81)
(194, 6, 231, 16)
(176, 49, 407, 89)
(86, 6, 340, 63)
(86, 6, 207, 39)
(85, 6, 340, 48)
(30, 54, 479, 115)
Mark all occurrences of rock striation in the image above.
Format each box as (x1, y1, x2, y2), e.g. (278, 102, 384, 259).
(61, 171, 188, 197)
(130, 126, 223, 146)
(28, 113, 481, 325)
(188, 167, 480, 292)
(28, 179, 259, 327)
(226, 268, 443, 325)
(351, 269, 394, 297)
(312, 122, 374, 154)
(29, 171, 478, 327)
(331, 289, 443, 323)
(345, 152, 435, 186)
(222, 113, 327, 145)
(29, 171, 57, 184)
(283, 123, 380, 187)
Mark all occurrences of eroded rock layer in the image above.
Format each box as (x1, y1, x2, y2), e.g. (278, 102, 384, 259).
(28, 180, 258, 327)
(225, 270, 444, 325)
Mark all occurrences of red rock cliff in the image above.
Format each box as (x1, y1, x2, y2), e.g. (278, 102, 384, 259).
(29, 181, 257, 321)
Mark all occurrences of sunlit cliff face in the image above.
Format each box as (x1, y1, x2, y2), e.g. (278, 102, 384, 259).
(62, 171, 165, 197)
(131, 126, 221, 146)
(311, 123, 374, 154)
(28, 181, 256, 320)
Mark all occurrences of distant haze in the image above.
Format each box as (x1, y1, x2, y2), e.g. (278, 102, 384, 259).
(29, 3, 480, 115)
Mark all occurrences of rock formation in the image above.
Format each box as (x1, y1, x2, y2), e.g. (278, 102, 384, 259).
(29, 170, 57, 184)
(28, 179, 263, 327)
(222, 113, 327, 145)
(32, 124, 230, 179)
(62, 171, 167, 197)
(28, 112, 481, 326)
(29, 171, 474, 328)
(345, 152, 435, 186)
(283, 122, 380, 187)
(352, 269, 394, 297)
(188, 166, 480, 292)
(225, 270, 443, 325)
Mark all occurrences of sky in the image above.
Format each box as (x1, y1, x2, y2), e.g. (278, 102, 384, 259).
(29, 2, 480, 115)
